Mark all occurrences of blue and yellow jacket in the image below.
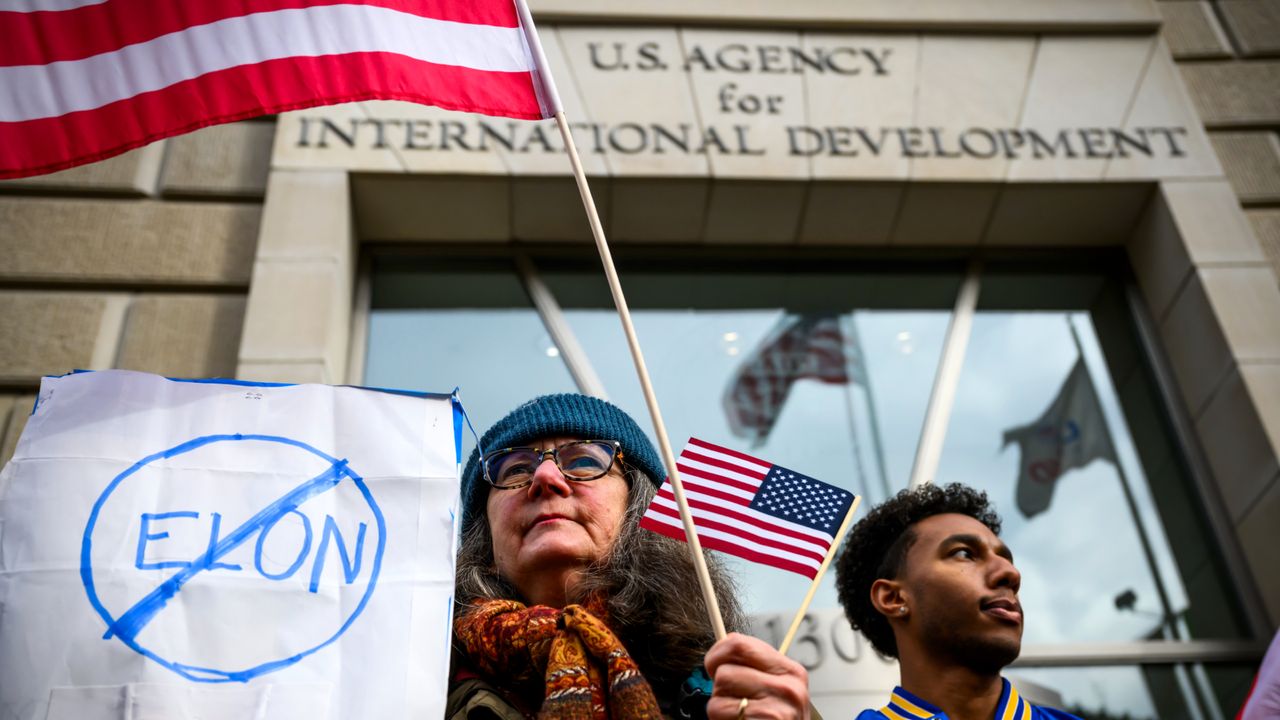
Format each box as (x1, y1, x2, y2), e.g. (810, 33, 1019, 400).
(856, 678, 1082, 720)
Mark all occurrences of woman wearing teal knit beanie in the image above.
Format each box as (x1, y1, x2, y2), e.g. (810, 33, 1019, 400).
(447, 393, 811, 720)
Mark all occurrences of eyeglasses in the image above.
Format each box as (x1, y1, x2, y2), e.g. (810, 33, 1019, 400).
(482, 440, 623, 489)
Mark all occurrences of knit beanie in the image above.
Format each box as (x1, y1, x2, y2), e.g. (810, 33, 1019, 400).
(460, 393, 666, 533)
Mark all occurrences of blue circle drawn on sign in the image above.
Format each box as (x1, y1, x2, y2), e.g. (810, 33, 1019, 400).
(80, 433, 386, 683)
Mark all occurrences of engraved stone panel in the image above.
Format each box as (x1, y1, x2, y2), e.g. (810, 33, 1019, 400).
(0, 198, 259, 285)
(682, 28, 809, 179)
(493, 28, 608, 177)
(802, 33, 918, 180)
(1011, 37, 1153, 181)
(558, 27, 708, 177)
(273, 27, 1218, 183)
(910, 36, 1035, 180)
(277, 101, 514, 175)
(1107, 41, 1222, 180)
(274, 102, 405, 172)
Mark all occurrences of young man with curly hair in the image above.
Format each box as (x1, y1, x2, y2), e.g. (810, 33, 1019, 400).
(834, 483, 1079, 720)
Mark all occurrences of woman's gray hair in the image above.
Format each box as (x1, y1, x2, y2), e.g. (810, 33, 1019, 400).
(454, 465, 746, 696)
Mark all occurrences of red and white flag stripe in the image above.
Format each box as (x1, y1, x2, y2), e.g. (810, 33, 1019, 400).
(640, 438, 848, 579)
(0, 0, 556, 178)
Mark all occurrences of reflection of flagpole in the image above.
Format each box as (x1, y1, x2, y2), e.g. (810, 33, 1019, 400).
(839, 315, 871, 500)
(1066, 315, 1180, 640)
(851, 314, 893, 502)
(842, 314, 892, 502)
(863, 385, 893, 502)
(841, 380, 869, 497)
(1068, 316, 1224, 720)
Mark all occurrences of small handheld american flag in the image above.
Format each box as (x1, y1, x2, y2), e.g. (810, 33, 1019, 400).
(640, 437, 856, 579)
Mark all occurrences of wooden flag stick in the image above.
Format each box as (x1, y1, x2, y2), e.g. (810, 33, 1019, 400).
(778, 496, 862, 655)
(551, 111, 727, 640)
(515, 0, 725, 639)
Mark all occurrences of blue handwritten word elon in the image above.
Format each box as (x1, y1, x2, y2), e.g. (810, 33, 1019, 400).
(135, 509, 368, 592)
(81, 434, 386, 683)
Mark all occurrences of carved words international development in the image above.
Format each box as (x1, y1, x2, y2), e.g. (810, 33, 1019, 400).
(294, 38, 1190, 161)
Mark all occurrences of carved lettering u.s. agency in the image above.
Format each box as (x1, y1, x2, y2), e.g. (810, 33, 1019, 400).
(585, 41, 893, 77)
(296, 117, 1189, 161)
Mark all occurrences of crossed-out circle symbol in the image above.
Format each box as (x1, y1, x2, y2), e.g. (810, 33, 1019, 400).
(80, 434, 386, 683)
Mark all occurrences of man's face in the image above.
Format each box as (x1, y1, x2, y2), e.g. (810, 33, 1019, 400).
(897, 513, 1023, 673)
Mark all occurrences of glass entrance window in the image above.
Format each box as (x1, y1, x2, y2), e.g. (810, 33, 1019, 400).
(366, 258, 578, 425)
(536, 263, 963, 614)
(363, 250, 1257, 718)
(935, 270, 1249, 646)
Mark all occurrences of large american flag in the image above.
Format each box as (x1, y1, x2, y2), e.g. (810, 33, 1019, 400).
(640, 437, 856, 579)
(0, 0, 555, 179)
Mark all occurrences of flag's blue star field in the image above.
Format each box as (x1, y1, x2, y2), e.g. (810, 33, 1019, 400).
(749, 465, 855, 535)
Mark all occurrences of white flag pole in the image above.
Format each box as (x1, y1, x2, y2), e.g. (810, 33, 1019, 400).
(514, 0, 726, 639)
(776, 495, 861, 655)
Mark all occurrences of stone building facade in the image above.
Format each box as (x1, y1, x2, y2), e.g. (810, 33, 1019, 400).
(1, 0, 1278, 715)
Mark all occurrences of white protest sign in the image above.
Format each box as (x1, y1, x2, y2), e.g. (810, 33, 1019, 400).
(0, 370, 461, 720)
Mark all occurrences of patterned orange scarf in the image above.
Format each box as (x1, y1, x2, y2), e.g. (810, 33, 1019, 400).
(454, 597, 663, 719)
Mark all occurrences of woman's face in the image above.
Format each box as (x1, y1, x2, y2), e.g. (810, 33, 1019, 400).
(485, 435, 630, 607)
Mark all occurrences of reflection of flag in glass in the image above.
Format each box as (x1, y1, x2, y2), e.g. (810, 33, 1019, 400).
(640, 437, 856, 578)
(723, 315, 863, 446)
(1003, 359, 1115, 518)
(1, 0, 553, 178)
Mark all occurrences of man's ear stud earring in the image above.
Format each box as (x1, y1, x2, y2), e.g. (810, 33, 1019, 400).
(898, 606, 907, 614)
